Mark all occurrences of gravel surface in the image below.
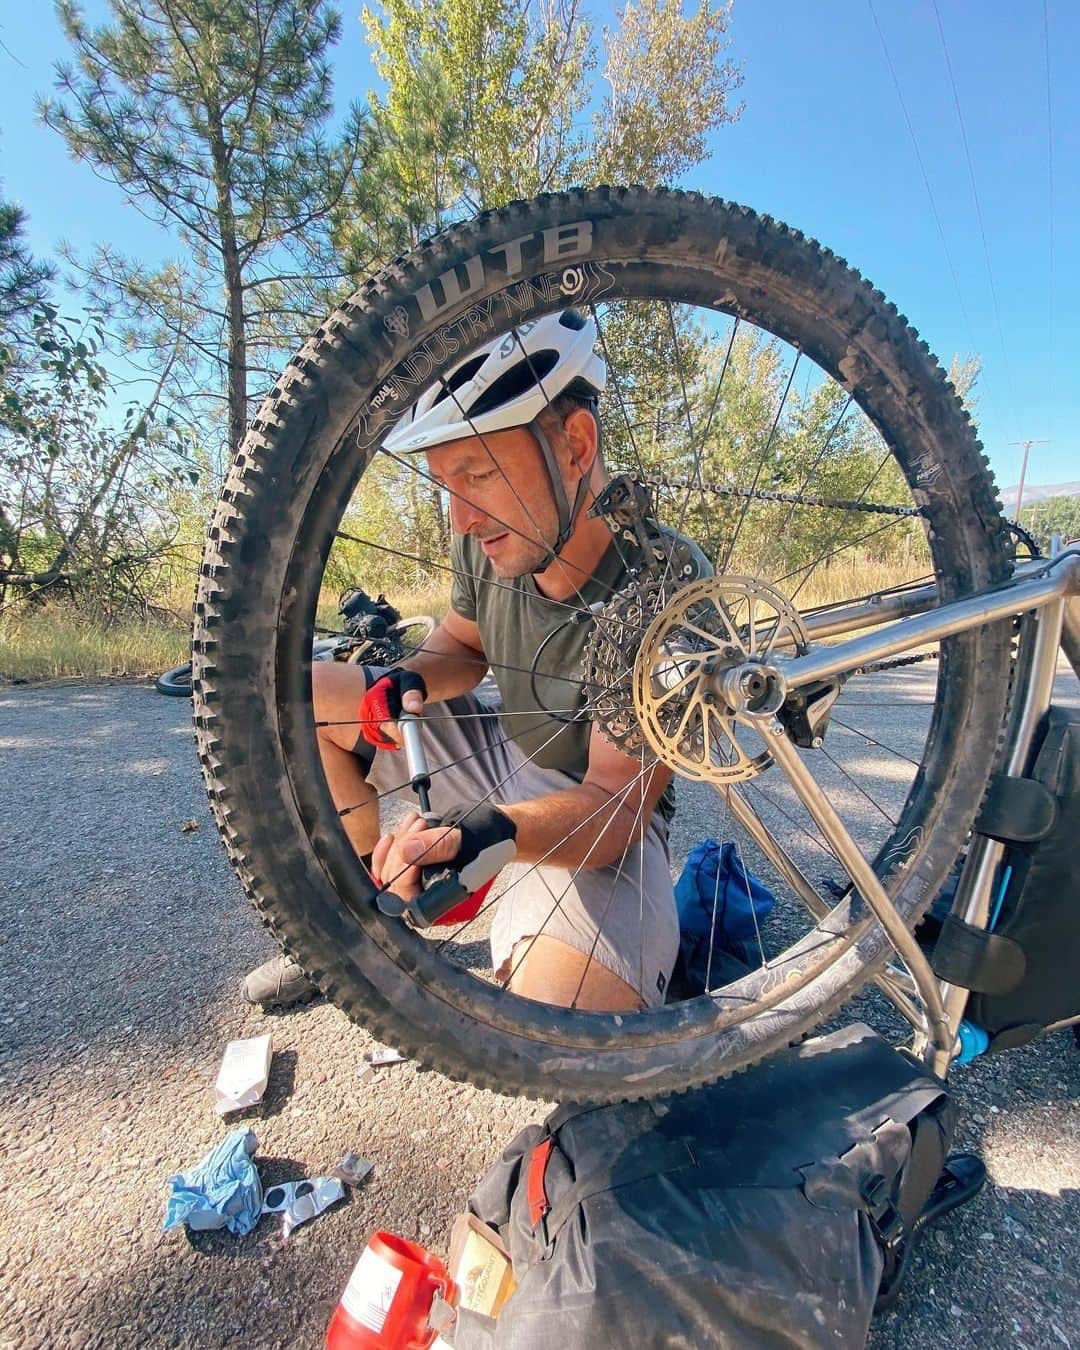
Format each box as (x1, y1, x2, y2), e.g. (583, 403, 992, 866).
(0, 676, 1077, 1349)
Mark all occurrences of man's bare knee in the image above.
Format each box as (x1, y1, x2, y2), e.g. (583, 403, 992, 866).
(311, 661, 379, 853)
(507, 934, 645, 1012)
(313, 661, 370, 754)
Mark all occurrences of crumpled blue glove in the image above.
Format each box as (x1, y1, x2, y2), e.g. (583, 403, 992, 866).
(163, 1127, 263, 1236)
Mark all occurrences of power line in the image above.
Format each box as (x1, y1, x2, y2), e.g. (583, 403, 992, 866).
(1043, 0, 1055, 455)
(931, 0, 1019, 441)
(866, 0, 975, 349)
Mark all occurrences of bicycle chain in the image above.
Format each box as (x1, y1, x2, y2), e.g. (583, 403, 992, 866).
(853, 651, 939, 674)
(642, 477, 922, 518)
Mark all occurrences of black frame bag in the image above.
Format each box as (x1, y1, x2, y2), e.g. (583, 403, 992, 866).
(455, 1025, 957, 1350)
(932, 705, 1080, 1050)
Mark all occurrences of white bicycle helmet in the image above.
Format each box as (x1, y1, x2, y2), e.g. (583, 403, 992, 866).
(383, 309, 607, 558)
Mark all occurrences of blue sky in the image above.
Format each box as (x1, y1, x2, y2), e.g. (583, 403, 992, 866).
(1, 0, 1075, 491)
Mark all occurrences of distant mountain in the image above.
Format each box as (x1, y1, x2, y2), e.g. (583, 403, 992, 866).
(998, 481, 1080, 510)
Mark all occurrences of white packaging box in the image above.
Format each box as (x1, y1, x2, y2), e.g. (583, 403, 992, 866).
(214, 1033, 274, 1114)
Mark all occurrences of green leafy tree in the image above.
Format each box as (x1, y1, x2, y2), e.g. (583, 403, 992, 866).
(0, 304, 195, 613)
(592, 0, 743, 185)
(947, 351, 981, 422)
(40, 0, 368, 458)
(356, 0, 592, 229)
(1019, 494, 1080, 551)
(351, 0, 743, 239)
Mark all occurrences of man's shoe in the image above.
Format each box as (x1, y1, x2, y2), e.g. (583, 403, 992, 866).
(874, 1152, 987, 1313)
(242, 953, 318, 1009)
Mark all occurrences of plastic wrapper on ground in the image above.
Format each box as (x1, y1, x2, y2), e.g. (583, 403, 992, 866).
(163, 1128, 263, 1236)
(262, 1176, 346, 1237)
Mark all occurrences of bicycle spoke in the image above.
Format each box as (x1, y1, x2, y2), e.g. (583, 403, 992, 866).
(720, 348, 801, 574)
(565, 758, 657, 1010)
(656, 300, 703, 588)
(773, 516, 908, 592)
(589, 301, 651, 488)
(744, 779, 843, 867)
(499, 766, 658, 999)
(704, 786, 732, 990)
(831, 717, 924, 769)
(815, 744, 898, 828)
(690, 318, 740, 567)
(771, 393, 855, 547)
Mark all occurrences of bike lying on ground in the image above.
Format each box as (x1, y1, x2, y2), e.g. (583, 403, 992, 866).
(191, 188, 1080, 1101)
(156, 588, 434, 696)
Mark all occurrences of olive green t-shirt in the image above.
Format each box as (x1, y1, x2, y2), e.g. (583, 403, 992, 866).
(450, 529, 711, 814)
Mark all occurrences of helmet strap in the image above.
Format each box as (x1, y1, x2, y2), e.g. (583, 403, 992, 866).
(528, 410, 602, 564)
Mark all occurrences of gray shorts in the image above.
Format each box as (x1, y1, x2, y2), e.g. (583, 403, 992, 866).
(362, 695, 679, 1007)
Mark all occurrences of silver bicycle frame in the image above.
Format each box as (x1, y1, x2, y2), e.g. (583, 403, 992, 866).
(723, 551, 1080, 1077)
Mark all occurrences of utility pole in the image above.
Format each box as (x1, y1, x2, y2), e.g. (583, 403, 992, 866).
(1007, 439, 1049, 517)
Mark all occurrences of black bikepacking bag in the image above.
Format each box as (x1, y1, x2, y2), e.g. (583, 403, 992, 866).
(932, 705, 1080, 1050)
(453, 1024, 957, 1350)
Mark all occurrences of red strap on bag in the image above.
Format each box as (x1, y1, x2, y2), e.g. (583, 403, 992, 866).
(527, 1138, 554, 1229)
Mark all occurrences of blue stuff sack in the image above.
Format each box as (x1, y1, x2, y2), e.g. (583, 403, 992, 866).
(672, 839, 776, 994)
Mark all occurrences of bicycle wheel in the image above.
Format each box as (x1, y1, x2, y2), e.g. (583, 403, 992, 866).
(155, 663, 193, 697)
(194, 188, 1013, 1100)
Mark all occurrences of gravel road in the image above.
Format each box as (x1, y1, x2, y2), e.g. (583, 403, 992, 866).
(1, 676, 1077, 1349)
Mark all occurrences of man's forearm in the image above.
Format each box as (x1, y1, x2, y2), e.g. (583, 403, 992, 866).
(403, 620, 488, 704)
(499, 782, 652, 872)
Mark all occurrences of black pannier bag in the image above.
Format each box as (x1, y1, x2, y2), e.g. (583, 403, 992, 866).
(454, 1025, 961, 1350)
(932, 705, 1080, 1050)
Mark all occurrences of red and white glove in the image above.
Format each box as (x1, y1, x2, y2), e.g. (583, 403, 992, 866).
(358, 667, 428, 750)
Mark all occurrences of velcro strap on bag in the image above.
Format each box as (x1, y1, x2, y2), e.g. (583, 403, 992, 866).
(974, 772, 1058, 844)
(929, 913, 1027, 993)
(530, 1137, 697, 1249)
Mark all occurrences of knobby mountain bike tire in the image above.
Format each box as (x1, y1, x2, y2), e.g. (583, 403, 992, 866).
(193, 188, 1013, 1100)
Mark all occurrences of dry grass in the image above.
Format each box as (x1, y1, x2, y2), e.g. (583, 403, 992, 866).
(0, 561, 918, 685)
(317, 580, 452, 630)
(0, 606, 190, 683)
(0, 581, 453, 684)
(785, 555, 930, 611)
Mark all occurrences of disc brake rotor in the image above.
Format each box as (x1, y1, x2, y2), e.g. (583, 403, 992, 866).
(631, 576, 808, 784)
